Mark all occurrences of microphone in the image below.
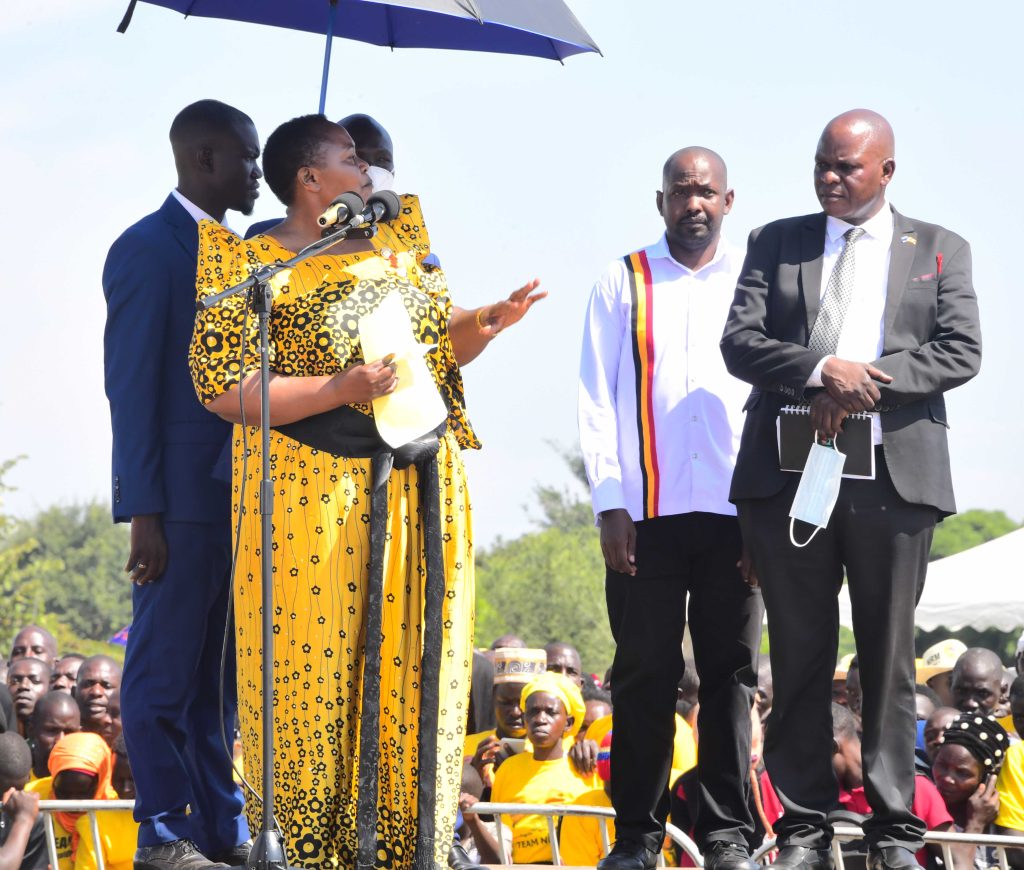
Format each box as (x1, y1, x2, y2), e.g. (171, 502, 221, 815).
(351, 190, 402, 227)
(317, 191, 365, 228)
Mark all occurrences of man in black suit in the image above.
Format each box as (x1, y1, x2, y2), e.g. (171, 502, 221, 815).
(720, 109, 981, 870)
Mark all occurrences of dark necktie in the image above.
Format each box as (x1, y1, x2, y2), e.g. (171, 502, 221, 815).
(809, 226, 866, 354)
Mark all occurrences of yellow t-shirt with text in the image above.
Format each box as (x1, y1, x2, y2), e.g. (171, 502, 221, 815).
(490, 752, 595, 864)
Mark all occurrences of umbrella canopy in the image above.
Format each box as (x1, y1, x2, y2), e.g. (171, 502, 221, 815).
(118, 0, 601, 108)
(837, 527, 1024, 632)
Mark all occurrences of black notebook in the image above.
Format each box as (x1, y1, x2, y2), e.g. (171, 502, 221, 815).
(776, 405, 876, 479)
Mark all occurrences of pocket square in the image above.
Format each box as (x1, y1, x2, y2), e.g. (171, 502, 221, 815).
(911, 273, 936, 282)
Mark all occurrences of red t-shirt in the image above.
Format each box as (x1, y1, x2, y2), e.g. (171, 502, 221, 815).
(839, 774, 952, 864)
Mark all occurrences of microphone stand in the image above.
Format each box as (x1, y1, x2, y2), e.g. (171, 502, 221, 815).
(198, 222, 376, 870)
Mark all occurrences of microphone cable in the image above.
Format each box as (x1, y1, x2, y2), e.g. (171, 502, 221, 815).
(214, 283, 288, 848)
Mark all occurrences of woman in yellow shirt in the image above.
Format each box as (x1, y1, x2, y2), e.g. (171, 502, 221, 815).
(490, 673, 593, 863)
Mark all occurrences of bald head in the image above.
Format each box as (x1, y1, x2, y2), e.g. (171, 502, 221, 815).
(10, 625, 57, 666)
(951, 648, 1004, 714)
(337, 113, 394, 172)
(32, 690, 79, 728)
(814, 108, 895, 225)
(544, 641, 583, 687)
(657, 146, 733, 268)
(170, 100, 252, 149)
(662, 147, 727, 190)
(820, 109, 895, 158)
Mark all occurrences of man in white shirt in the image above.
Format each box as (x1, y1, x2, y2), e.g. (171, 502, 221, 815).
(720, 109, 981, 870)
(579, 148, 763, 870)
(102, 100, 262, 870)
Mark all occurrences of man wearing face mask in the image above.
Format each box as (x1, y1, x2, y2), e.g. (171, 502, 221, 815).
(720, 109, 981, 870)
(337, 113, 396, 192)
(579, 147, 763, 870)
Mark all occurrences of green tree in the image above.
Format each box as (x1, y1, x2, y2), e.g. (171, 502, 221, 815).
(6, 502, 132, 641)
(0, 459, 53, 641)
(930, 509, 1019, 560)
(475, 445, 615, 674)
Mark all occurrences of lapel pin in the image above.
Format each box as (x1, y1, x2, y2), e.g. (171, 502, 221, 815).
(900, 234, 917, 245)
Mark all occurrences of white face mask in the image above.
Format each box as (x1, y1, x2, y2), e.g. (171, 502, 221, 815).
(789, 438, 846, 547)
(367, 165, 396, 193)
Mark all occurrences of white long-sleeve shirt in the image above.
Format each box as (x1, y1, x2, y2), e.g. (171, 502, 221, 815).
(578, 234, 750, 522)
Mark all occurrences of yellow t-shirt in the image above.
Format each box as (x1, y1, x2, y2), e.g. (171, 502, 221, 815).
(74, 810, 139, 870)
(998, 713, 1018, 740)
(558, 787, 616, 867)
(585, 713, 697, 784)
(25, 777, 73, 870)
(996, 742, 1024, 831)
(490, 753, 595, 864)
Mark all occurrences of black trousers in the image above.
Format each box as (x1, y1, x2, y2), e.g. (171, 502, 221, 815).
(606, 512, 764, 852)
(737, 449, 936, 851)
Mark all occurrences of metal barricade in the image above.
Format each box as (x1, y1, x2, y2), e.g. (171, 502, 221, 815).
(464, 801, 703, 866)
(750, 825, 1024, 870)
(37, 799, 136, 870)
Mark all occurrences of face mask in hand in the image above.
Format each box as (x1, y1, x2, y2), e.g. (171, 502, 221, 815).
(789, 438, 846, 547)
(367, 165, 396, 193)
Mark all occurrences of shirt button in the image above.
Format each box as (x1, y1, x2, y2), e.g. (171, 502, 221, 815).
(692, 452, 699, 459)
(691, 415, 698, 422)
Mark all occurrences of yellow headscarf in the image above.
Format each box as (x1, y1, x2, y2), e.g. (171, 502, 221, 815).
(520, 672, 587, 738)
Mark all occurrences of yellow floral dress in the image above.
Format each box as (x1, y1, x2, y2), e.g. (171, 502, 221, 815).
(188, 198, 477, 870)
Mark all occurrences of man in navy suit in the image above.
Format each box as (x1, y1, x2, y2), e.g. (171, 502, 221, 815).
(102, 99, 262, 870)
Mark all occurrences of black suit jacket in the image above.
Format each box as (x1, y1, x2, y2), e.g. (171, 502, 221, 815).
(720, 206, 981, 517)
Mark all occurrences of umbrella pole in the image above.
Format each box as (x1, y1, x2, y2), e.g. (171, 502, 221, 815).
(318, 0, 338, 114)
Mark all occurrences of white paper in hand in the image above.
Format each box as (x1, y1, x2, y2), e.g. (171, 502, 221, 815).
(358, 291, 447, 448)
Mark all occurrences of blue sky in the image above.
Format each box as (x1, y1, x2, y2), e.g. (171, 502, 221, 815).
(3, 0, 1022, 545)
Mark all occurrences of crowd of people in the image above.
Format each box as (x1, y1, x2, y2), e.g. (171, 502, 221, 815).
(0, 624, 137, 870)
(3, 625, 1022, 870)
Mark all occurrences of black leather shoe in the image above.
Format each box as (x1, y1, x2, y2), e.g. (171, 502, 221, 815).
(866, 846, 924, 870)
(771, 845, 834, 870)
(596, 839, 659, 870)
(212, 839, 252, 867)
(134, 840, 227, 870)
(704, 840, 758, 870)
(447, 843, 485, 870)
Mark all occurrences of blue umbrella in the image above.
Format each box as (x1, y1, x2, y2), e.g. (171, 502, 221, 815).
(117, 0, 601, 112)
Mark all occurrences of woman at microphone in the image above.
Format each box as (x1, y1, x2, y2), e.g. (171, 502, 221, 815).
(188, 113, 538, 870)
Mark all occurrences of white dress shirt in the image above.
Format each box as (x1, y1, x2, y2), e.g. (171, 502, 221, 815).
(808, 203, 893, 442)
(170, 188, 219, 225)
(578, 234, 750, 522)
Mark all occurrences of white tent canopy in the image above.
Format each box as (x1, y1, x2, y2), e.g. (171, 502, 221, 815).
(838, 527, 1024, 632)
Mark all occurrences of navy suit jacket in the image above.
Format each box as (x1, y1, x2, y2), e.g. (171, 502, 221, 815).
(102, 195, 232, 524)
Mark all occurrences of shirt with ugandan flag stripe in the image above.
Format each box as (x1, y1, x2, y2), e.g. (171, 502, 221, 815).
(579, 234, 749, 522)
